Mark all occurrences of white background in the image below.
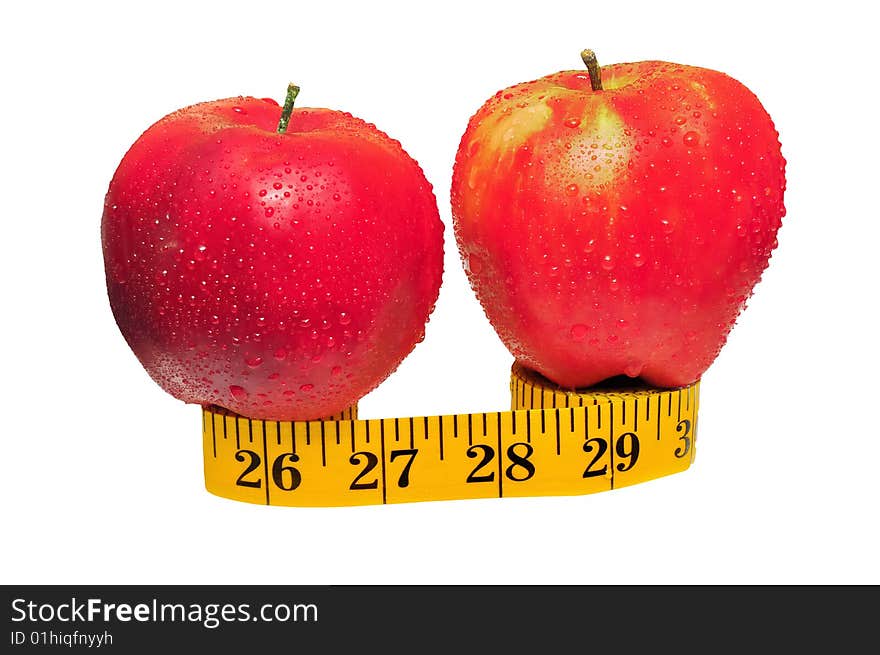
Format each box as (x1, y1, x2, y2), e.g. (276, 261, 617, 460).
(2, 0, 877, 585)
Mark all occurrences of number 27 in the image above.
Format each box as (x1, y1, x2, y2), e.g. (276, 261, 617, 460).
(349, 448, 418, 490)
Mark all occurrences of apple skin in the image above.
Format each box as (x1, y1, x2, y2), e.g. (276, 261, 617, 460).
(451, 59, 786, 389)
(102, 95, 444, 420)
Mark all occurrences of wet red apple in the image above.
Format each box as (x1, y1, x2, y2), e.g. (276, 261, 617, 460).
(102, 85, 444, 420)
(451, 51, 786, 388)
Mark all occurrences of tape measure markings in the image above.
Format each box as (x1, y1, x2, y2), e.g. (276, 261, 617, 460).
(609, 403, 615, 488)
(495, 418, 504, 498)
(206, 411, 215, 458)
(378, 421, 387, 504)
(648, 397, 658, 442)
(260, 420, 270, 505)
(202, 367, 699, 506)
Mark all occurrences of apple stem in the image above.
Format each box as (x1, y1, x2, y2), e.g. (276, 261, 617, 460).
(580, 49, 603, 91)
(276, 83, 301, 134)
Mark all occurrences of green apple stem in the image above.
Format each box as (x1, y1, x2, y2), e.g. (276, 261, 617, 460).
(276, 83, 301, 134)
(580, 49, 603, 91)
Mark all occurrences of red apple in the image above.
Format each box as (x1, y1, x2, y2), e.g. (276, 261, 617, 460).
(102, 85, 444, 420)
(451, 51, 786, 388)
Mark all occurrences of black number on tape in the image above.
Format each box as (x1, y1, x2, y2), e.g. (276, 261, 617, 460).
(467, 443, 537, 484)
(349, 451, 379, 490)
(582, 438, 608, 478)
(466, 445, 495, 483)
(389, 449, 418, 488)
(583, 433, 642, 477)
(505, 442, 536, 482)
(272, 453, 302, 491)
(674, 419, 691, 458)
(235, 449, 262, 488)
(236, 450, 303, 491)
(615, 432, 640, 472)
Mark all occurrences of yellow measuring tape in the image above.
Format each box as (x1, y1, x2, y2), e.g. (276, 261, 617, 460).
(202, 363, 699, 506)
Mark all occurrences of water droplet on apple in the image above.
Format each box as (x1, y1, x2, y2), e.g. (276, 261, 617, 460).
(331, 366, 343, 376)
(300, 383, 314, 392)
(232, 106, 247, 114)
(661, 136, 673, 147)
(564, 118, 580, 128)
(601, 255, 615, 270)
(674, 116, 687, 125)
(565, 183, 579, 196)
(273, 182, 283, 190)
(264, 207, 274, 217)
(632, 253, 645, 267)
(338, 312, 352, 326)
(570, 324, 588, 341)
(229, 385, 248, 400)
(624, 362, 643, 377)
(468, 253, 483, 275)
(683, 131, 700, 147)
(245, 356, 263, 368)
(258, 189, 268, 197)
